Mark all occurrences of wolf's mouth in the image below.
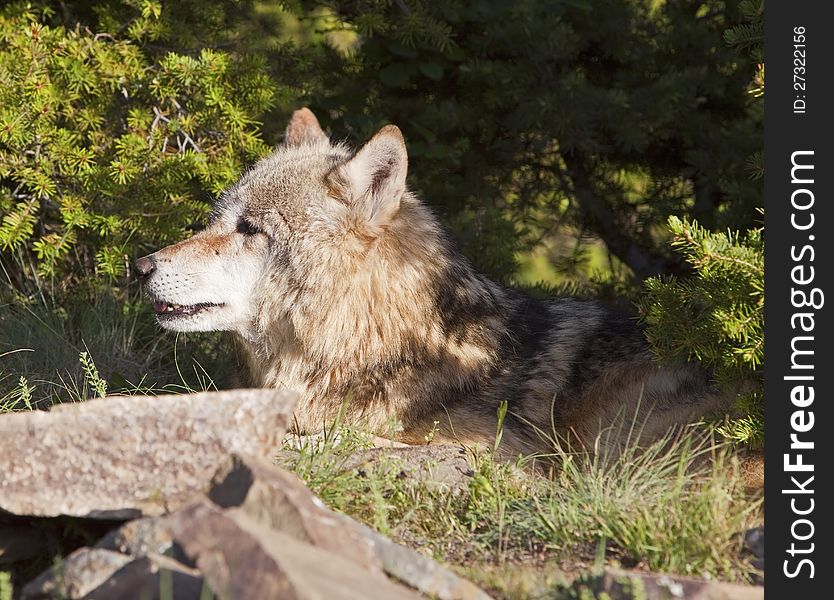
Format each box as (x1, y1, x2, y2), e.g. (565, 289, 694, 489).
(153, 300, 223, 318)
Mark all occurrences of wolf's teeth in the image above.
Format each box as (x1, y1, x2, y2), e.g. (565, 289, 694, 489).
(155, 301, 220, 316)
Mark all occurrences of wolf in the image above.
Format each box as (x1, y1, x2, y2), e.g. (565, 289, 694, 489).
(135, 108, 724, 456)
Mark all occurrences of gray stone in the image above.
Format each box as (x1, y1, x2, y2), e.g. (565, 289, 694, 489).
(743, 526, 764, 571)
(169, 500, 421, 600)
(0, 389, 297, 518)
(23, 518, 200, 599)
(335, 444, 475, 493)
(336, 515, 493, 600)
(80, 554, 205, 600)
(20, 547, 133, 599)
(208, 454, 382, 572)
(94, 515, 178, 558)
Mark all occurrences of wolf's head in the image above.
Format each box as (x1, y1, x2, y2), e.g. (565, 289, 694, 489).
(135, 109, 439, 344)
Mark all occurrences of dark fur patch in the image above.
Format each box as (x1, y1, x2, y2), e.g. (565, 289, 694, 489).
(502, 292, 554, 364)
(563, 308, 649, 392)
(324, 167, 352, 205)
(370, 159, 396, 194)
(432, 267, 502, 343)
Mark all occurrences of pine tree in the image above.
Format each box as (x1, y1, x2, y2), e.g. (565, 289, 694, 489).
(638, 217, 763, 446)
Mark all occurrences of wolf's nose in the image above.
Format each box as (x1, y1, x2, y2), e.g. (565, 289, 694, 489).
(133, 256, 156, 278)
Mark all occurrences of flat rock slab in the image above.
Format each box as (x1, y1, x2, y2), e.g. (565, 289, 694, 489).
(22, 549, 205, 600)
(0, 389, 297, 519)
(276, 444, 476, 494)
(344, 445, 475, 493)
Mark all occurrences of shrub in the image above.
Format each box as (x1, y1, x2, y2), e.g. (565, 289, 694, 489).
(0, 2, 273, 291)
(638, 217, 763, 446)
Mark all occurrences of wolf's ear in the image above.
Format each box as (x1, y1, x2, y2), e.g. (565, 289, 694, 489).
(327, 125, 407, 230)
(284, 108, 328, 146)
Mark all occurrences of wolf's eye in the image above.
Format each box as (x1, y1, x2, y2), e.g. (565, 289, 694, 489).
(236, 219, 261, 236)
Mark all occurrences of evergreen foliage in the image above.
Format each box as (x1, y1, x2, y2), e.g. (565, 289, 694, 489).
(724, 0, 763, 60)
(0, 1, 272, 289)
(638, 217, 763, 446)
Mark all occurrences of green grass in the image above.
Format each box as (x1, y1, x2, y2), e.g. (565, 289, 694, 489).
(0, 290, 238, 411)
(0, 572, 11, 600)
(279, 422, 762, 598)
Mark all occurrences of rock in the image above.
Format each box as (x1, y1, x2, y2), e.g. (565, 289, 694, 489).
(336, 515, 493, 600)
(743, 526, 764, 584)
(169, 500, 422, 600)
(93, 455, 489, 599)
(20, 547, 133, 599)
(271, 444, 490, 599)
(23, 499, 417, 600)
(743, 526, 764, 571)
(78, 554, 205, 600)
(93, 513, 197, 570)
(569, 567, 764, 600)
(94, 515, 179, 558)
(208, 454, 382, 571)
(8, 395, 489, 600)
(0, 389, 297, 519)
(24, 518, 201, 599)
(335, 444, 475, 493)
